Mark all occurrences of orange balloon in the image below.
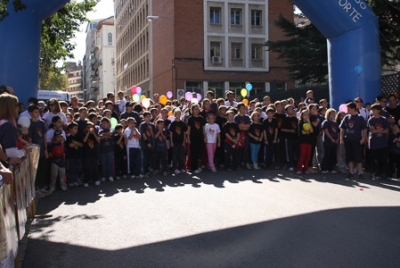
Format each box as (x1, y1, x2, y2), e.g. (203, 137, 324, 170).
(168, 111, 173, 117)
(242, 99, 249, 105)
(159, 95, 168, 105)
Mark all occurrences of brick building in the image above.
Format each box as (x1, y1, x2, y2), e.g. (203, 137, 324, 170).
(115, 0, 293, 100)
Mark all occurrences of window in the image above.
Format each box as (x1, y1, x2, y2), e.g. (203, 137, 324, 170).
(251, 10, 262, 26)
(251, 44, 263, 60)
(231, 9, 242, 25)
(108, 33, 113, 45)
(210, 42, 222, 57)
(231, 43, 242, 59)
(210, 7, 221, 24)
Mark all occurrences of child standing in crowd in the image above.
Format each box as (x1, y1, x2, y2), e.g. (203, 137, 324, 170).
(27, 105, 49, 197)
(153, 119, 169, 176)
(215, 106, 227, 167)
(234, 103, 251, 170)
(274, 101, 287, 168)
(187, 104, 206, 174)
(65, 122, 83, 187)
(114, 124, 128, 180)
(99, 117, 115, 182)
(335, 111, 347, 173)
(48, 130, 67, 193)
(82, 121, 100, 187)
(296, 110, 314, 174)
(367, 104, 389, 179)
(204, 113, 221, 172)
(388, 124, 400, 179)
(139, 111, 155, 175)
(169, 108, 187, 174)
(281, 105, 298, 171)
(248, 112, 263, 170)
(263, 108, 278, 169)
(125, 117, 143, 179)
(339, 102, 367, 179)
(320, 108, 338, 173)
(223, 110, 239, 171)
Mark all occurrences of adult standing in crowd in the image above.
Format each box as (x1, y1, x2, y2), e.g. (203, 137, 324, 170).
(116, 91, 127, 114)
(354, 97, 369, 121)
(385, 94, 400, 123)
(42, 98, 68, 127)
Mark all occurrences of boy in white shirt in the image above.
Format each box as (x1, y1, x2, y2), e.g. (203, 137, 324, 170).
(124, 117, 144, 179)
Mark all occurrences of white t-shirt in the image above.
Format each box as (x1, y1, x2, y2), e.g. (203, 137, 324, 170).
(46, 128, 66, 144)
(205, 123, 220, 143)
(19, 110, 43, 121)
(124, 128, 140, 148)
(42, 111, 67, 127)
(225, 100, 238, 108)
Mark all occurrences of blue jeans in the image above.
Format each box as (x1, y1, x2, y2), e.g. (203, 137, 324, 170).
(250, 143, 261, 164)
(129, 148, 142, 176)
(100, 151, 114, 178)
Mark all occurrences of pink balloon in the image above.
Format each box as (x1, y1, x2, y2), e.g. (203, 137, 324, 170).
(197, 94, 202, 101)
(166, 91, 173, 99)
(339, 104, 348, 113)
(130, 86, 137, 95)
(185, 92, 193, 101)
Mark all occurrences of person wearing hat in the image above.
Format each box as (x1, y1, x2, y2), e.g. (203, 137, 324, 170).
(120, 101, 141, 124)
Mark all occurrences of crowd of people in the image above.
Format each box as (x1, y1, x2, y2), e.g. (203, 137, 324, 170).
(0, 85, 399, 197)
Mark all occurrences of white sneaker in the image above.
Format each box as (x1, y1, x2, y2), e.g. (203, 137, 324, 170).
(115, 176, 121, 180)
(109, 176, 114, 182)
(174, 169, 181, 174)
(137, 174, 144, 179)
(130, 175, 136, 179)
(253, 164, 260, 170)
(83, 183, 89, 187)
(101, 177, 106, 182)
(94, 180, 101, 186)
(60, 185, 68, 191)
(194, 168, 202, 174)
(211, 168, 217, 173)
(122, 175, 128, 179)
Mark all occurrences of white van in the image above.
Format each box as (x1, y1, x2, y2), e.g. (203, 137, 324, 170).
(37, 90, 70, 103)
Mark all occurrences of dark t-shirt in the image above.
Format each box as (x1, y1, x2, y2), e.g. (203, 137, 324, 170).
(249, 123, 263, 144)
(187, 115, 206, 139)
(263, 118, 278, 143)
(65, 134, 83, 159)
(76, 118, 88, 139)
(309, 115, 321, 140)
(83, 133, 99, 158)
(114, 133, 127, 157)
(234, 114, 251, 133)
(0, 121, 18, 150)
(49, 142, 66, 167)
(28, 120, 47, 156)
(216, 115, 227, 139)
(99, 129, 114, 153)
(389, 134, 400, 155)
(367, 116, 389, 149)
(169, 120, 187, 144)
(385, 106, 400, 122)
(339, 114, 366, 142)
(274, 113, 286, 137)
(120, 111, 142, 125)
(298, 121, 314, 144)
(282, 116, 298, 140)
(154, 129, 168, 152)
(321, 119, 339, 147)
(139, 122, 155, 150)
(223, 122, 239, 145)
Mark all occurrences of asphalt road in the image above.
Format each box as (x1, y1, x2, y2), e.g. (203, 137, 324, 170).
(22, 170, 400, 268)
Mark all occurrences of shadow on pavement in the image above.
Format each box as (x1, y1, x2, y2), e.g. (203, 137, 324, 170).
(23, 206, 400, 268)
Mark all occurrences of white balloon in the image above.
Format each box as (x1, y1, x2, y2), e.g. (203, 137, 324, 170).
(142, 98, 151, 108)
(191, 98, 199, 104)
(18, 116, 31, 128)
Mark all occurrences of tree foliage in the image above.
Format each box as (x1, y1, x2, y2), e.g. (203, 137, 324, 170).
(0, 0, 97, 72)
(39, 69, 68, 91)
(267, 0, 400, 85)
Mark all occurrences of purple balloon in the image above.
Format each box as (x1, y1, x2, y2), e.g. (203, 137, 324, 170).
(136, 87, 142, 94)
(185, 92, 193, 101)
(197, 94, 202, 101)
(167, 91, 173, 99)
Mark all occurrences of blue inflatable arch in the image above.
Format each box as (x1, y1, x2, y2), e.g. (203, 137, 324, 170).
(0, 0, 381, 108)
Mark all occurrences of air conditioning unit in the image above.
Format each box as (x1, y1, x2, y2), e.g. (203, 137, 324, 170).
(212, 56, 222, 64)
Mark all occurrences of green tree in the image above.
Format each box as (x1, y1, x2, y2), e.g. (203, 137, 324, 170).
(0, 0, 97, 72)
(39, 70, 69, 90)
(267, 0, 400, 85)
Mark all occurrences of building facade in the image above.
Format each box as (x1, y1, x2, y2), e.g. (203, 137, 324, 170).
(115, 0, 293, 100)
(65, 61, 84, 102)
(83, 17, 116, 102)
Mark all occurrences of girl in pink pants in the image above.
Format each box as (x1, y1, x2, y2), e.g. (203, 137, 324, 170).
(205, 113, 221, 172)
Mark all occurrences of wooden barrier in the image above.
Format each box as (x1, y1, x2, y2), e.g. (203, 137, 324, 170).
(0, 146, 40, 267)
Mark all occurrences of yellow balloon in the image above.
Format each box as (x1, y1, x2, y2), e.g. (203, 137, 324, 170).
(303, 123, 311, 131)
(242, 99, 249, 105)
(140, 95, 146, 101)
(240, 88, 247, 98)
(159, 95, 168, 105)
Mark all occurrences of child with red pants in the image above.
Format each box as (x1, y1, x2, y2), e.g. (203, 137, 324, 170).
(296, 110, 314, 174)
